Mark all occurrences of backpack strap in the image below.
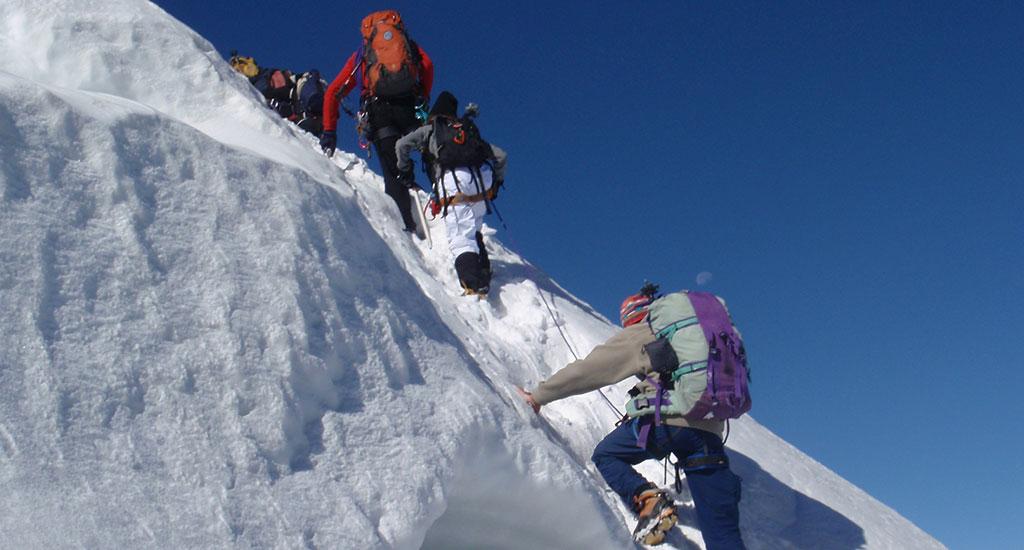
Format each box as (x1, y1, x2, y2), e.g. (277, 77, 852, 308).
(437, 187, 497, 207)
(471, 163, 494, 214)
(686, 292, 733, 344)
(673, 459, 684, 493)
(352, 41, 367, 99)
(431, 117, 456, 216)
(632, 375, 674, 448)
(681, 453, 730, 470)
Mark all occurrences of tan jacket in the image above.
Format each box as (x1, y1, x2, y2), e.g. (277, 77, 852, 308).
(532, 323, 724, 438)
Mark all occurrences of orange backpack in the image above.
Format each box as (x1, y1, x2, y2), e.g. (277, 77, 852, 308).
(360, 10, 421, 98)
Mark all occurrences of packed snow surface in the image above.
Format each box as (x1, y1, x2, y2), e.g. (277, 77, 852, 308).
(0, 1, 947, 548)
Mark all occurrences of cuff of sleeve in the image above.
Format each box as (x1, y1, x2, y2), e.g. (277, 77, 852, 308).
(531, 387, 555, 406)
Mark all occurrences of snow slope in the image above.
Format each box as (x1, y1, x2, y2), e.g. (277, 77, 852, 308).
(0, 1, 946, 548)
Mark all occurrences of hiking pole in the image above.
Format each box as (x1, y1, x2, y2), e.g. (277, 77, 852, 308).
(411, 189, 432, 248)
(490, 203, 624, 420)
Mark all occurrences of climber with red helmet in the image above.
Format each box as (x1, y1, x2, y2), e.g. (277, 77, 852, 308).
(517, 282, 748, 549)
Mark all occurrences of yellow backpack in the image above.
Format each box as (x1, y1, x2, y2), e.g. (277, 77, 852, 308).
(229, 51, 260, 78)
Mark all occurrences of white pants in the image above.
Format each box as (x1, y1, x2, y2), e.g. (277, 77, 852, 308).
(441, 165, 492, 257)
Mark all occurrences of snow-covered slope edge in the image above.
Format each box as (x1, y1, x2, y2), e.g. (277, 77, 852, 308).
(0, 1, 947, 549)
(0, 68, 624, 550)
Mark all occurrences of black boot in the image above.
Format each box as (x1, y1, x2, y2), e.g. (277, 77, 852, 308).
(455, 252, 488, 295)
(475, 232, 492, 288)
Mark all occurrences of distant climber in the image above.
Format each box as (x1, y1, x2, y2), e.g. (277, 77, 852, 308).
(518, 283, 749, 548)
(395, 91, 507, 297)
(319, 10, 433, 234)
(229, 52, 298, 119)
(294, 69, 329, 137)
(229, 51, 326, 137)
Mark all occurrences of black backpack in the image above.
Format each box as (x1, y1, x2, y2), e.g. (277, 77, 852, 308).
(428, 114, 495, 216)
(252, 68, 298, 118)
(295, 70, 328, 136)
(432, 116, 491, 172)
(296, 70, 327, 117)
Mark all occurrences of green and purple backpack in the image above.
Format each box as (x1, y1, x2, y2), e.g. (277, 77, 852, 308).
(626, 291, 752, 425)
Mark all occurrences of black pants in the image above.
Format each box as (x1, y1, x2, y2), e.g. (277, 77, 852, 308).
(368, 97, 421, 230)
(455, 232, 492, 292)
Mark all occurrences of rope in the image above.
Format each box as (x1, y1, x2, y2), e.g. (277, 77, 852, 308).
(490, 203, 623, 419)
(490, 203, 578, 359)
(493, 205, 682, 484)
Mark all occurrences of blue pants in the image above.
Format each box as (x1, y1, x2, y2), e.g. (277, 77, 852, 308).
(592, 418, 746, 550)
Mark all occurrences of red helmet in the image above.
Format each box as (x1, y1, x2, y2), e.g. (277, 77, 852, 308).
(619, 293, 653, 327)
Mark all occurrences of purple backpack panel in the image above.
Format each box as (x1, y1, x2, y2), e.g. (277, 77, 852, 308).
(684, 292, 752, 420)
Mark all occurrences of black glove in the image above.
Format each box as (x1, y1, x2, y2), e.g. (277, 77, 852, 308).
(491, 178, 504, 199)
(396, 168, 415, 189)
(319, 130, 337, 157)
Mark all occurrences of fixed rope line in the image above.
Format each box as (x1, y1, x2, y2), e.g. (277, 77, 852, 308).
(490, 203, 579, 359)
(492, 204, 675, 482)
(490, 202, 623, 419)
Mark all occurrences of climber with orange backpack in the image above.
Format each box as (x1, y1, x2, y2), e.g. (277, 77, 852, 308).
(319, 10, 434, 235)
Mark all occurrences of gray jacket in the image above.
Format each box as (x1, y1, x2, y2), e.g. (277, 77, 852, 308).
(395, 123, 507, 185)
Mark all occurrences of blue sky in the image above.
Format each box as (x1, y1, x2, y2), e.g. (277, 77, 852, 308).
(154, 2, 1023, 548)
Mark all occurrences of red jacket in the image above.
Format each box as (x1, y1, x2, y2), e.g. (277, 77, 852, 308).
(322, 45, 434, 132)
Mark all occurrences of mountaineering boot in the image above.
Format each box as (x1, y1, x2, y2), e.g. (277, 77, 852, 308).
(460, 281, 488, 299)
(631, 488, 677, 545)
(455, 252, 489, 298)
